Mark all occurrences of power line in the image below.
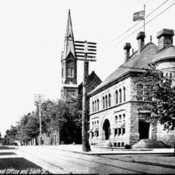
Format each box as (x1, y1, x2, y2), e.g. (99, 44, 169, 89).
(112, 1, 175, 47)
(105, 0, 169, 47)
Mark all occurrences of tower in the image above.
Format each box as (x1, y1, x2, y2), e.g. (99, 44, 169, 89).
(61, 10, 78, 101)
(151, 29, 175, 83)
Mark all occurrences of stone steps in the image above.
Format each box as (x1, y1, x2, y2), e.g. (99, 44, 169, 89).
(132, 139, 169, 148)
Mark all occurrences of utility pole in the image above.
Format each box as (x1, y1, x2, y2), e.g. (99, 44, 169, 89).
(75, 40, 97, 152)
(34, 94, 45, 145)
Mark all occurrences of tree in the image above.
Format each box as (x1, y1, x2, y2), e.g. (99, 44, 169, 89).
(3, 126, 18, 145)
(141, 68, 175, 151)
(16, 112, 40, 145)
(41, 99, 82, 144)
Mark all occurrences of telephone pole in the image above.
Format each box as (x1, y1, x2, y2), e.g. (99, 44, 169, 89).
(75, 40, 97, 152)
(34, 94, 45, 145)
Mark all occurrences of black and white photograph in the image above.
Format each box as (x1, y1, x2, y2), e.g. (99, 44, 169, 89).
(0, 0, 175, 174)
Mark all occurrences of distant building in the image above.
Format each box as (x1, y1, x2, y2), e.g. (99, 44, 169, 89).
(78, 70, 102, 120)
(89, 29, 175, 147)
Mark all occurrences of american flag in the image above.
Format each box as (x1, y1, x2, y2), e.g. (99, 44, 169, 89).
(133, 10, 145, 21)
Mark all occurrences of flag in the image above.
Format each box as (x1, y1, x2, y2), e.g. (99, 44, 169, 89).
(133, 10, 145, 21)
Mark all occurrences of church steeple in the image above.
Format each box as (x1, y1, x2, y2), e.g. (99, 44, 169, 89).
(61, 10, 78, 101)
(62, 9, 76, 60)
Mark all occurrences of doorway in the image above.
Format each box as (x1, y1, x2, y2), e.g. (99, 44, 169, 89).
(103, 119, 110, 140)
(139, 120, 150, 139)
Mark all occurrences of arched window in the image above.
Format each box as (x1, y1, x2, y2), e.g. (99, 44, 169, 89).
(92, 101, 94, 113)
(103, 97, 105, 109)
(105, 95, 108, 108)
(97, 99, 99, 111)
(123, 87, 126, 102)
(137, 84, 143, 100)
(119, 89, 122, 103)
(108, 94, 111, 107)
(115, 90, 118, 104)
(94, 100, 96, 112)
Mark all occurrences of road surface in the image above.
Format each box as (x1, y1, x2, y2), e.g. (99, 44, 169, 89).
(15, 146, 175, 174)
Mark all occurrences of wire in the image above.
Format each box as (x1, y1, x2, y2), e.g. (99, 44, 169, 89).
(112, 1, 175, 47)
(105, 0, 169, 47)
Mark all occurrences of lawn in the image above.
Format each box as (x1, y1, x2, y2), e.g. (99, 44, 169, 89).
(0, 157, 51, 174)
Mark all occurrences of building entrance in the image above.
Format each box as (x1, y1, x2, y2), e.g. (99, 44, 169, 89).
(139, 120, 150, 139)
(103, 119, 110, 140)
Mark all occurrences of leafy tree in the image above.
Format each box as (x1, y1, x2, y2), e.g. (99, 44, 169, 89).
(41, 99, 82, 144)
(141, 69, 175, 128)
(4, 97, 82, 146)
(3, 126, 18, 145)
(141, 68, 175, 151)
(16, 112, 40, 145)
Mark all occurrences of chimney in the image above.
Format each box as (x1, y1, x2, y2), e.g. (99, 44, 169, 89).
(137, 31, 145, 52)
(123, 43, 131, 62)
(157, 29, 174, 50)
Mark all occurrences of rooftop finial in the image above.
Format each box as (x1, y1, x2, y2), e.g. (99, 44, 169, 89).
(150, 35, 152, 43)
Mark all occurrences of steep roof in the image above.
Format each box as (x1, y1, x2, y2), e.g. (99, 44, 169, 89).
(79, 71, 102, 94)
(89, 43, 158, 96)
(62, 9, 76, 60)
(152, 46, 175, 64)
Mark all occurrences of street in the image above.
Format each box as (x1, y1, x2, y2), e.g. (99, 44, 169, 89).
(13, 146, 175, 174)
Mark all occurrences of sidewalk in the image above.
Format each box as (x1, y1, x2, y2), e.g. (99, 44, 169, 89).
(42, 144, 174, 155)
(40, 144, 175, 168)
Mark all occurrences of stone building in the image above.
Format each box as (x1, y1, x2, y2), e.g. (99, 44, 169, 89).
(89, 29, 175, 147)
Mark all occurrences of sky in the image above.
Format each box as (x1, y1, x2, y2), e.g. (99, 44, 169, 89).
(0, 0, 175, 137)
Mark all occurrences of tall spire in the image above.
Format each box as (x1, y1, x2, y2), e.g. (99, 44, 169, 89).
(65, 9, 74, 39)
(63, 9, 75, 60)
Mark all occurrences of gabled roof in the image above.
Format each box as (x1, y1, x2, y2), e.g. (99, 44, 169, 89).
(78, 71, 102, 94)
(89, 43, 158, 96)
(152, 46, 175, 64)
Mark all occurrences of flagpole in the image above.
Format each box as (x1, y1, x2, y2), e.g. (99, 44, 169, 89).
(144, 4, 146, 33)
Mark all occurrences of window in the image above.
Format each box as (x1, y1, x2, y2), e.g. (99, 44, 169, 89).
(123, 87, 126, 102)
(105, 95, 108, 108)
(92, 102, 94, 112)
(108, 94, 111, 107)
(123, 114, 125, 122)
(115, 90, 118, 104)
(119, 89, 122, 103)
(137, 84, 143, 100)
(67, 67, 74, 78)
(94, 100, 97, 112)
(115, 116, 118, 122)
(103, 97, 105, 109)
(122, 128, 125, 135)
(97, 99, 99, 111)
(119, 115, 121, 122)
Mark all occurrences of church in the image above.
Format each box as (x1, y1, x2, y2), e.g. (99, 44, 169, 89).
(61, 10, 101, 102)
(88, 29, 175, 148)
